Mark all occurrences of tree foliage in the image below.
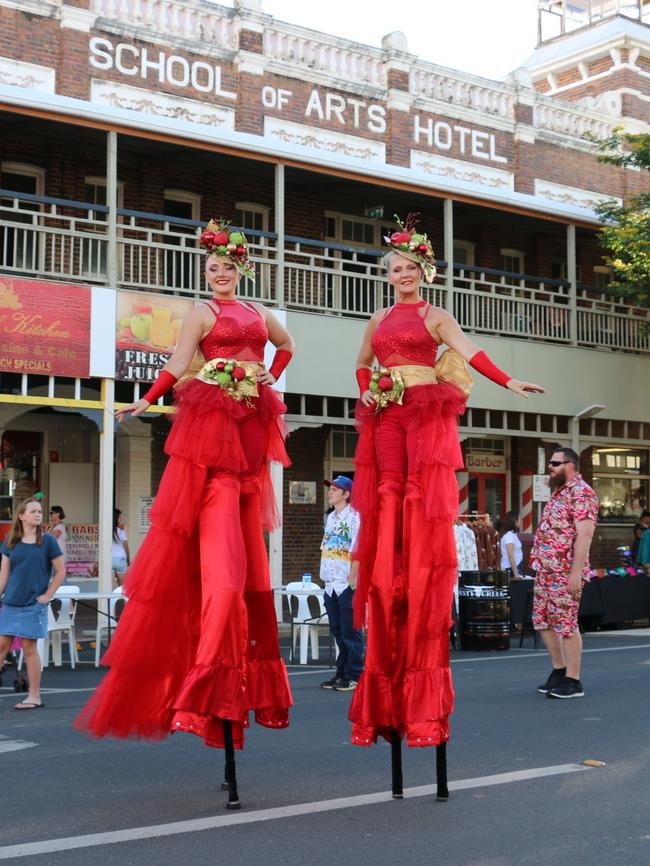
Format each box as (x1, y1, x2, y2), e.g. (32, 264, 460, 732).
(592, 129, 650, 307)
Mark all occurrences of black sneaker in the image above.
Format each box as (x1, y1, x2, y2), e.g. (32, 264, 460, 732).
(548, 678, 584, 699)
(320, 675, 346, 690)
(333, 679, 358, 692)
(537, 667, 566, 694)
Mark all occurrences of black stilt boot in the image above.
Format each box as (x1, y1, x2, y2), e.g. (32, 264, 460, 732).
(391, 732, 403, 799)
(436, 742, 449, 801)
(222, 720, 241, 810)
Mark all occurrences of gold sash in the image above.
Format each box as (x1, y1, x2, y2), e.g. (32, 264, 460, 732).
(196, 358, 261, 400)
(433, 349, 474, 397)
(388, 351, 473, 399)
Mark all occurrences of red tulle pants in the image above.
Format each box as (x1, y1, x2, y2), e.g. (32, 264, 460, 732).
(350, 398, 460, 748)
(74, 387, 292, 750)
(171, 470, 291, 749)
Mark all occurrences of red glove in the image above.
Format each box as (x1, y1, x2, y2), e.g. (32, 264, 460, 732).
(469, 351, 511, 387)
(269, 349, 292, 381)
(141, 370, 178, 404)
(356, 368, 372, 397)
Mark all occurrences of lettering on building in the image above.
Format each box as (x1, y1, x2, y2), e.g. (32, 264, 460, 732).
(261, 85, 386, 133)
(89, 37, 236, 100)
(465, 453, 507, 471)
(413, 116, 508, 164)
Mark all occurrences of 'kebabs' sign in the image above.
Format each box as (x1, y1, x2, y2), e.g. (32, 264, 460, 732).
(115, 291, 193, 382)
(0, 277, 91, 377)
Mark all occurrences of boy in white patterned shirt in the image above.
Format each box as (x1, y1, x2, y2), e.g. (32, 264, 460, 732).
(319, 477, 364, 692)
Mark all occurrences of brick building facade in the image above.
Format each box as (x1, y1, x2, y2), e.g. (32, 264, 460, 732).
(1, 0, 650, 582)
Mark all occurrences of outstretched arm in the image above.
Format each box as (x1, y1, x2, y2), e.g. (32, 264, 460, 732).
(116, 306, 208, 422)
(432, 309, 545, 398)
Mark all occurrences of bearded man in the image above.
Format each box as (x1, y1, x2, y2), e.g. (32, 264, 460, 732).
(531, 447, 598, 699)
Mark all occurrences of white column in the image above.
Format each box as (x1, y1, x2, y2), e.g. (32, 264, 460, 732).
(98, 378, 115, 594)
(97, 130, 119, 595)
(274, 163, 285, 308)
(107, 131, 118, 288)
(567, 223, 577, 347)
(571, 416, 580, 455)
(269, 460, 284, 619)
(116, 424, 152, 559)
(443, 197, 454, 314)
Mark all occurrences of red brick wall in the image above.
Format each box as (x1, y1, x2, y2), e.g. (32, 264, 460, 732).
(2, 3, 649, 268)
(283, 426, 330, 582)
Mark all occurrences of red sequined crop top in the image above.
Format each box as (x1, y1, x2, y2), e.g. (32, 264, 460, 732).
(371, 300, 439, 367)
(199, 299, 267, 361)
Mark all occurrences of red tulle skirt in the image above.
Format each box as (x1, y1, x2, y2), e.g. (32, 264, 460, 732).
(349, 382, 466, 748)
(74, 379, 293, 750)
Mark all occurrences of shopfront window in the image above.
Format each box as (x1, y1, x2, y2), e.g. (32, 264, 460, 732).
(592, 447, 649, 523)
(331, 428, 359, 459)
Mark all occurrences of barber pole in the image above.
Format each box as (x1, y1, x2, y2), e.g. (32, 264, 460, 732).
(519, 474, 533, 532)
(457, 472, 469, 514)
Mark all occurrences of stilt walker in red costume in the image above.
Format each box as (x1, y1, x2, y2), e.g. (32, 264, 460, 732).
(75, 220, 294, 809)
(349, 215, 544, 799)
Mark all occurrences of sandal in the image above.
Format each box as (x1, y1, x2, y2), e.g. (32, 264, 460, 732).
(14, 699, 44, 710)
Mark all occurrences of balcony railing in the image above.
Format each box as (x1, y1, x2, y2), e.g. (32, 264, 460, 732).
(452, 266, 572, 343)
(1, 189, 649, 354)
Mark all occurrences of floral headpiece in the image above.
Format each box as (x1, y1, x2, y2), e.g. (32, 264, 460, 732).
(384, 213, 436, 284)
(199, 218, 255, 281)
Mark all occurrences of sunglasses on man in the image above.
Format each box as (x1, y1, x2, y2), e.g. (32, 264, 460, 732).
(548, 460, 570, 467)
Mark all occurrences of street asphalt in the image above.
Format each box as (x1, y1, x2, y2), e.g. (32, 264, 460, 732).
(1, 631, 649, 866)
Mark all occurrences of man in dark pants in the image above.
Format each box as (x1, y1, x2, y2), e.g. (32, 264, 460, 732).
(319, 477, 364, 692)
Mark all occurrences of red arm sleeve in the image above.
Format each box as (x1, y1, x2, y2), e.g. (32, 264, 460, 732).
(269, 348, 292, 381)
(141, 370, 178, 404)
(356, 368, 372, 397)
(469, 351, 511, 388)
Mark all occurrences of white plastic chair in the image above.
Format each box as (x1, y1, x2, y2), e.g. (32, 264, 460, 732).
(285, 582, 329, 665)
(18, 585, 80, 671)
(47, 586, 80, 668)
(94, 587, 126, 666)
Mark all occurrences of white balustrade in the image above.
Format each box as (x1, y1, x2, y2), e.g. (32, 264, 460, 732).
(453, 269, 573, 343)
(577, 290, 650, 352)
(263, 29, 386, 87)
(90, 0, 239, 49)
(533, 98, 615, 140)
(409, 68, 515, 119)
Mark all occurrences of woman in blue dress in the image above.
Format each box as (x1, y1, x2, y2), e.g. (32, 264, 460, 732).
(0, 498, 65, 709)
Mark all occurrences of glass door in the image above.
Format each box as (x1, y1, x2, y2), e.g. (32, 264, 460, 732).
(468, 473, 505, 526)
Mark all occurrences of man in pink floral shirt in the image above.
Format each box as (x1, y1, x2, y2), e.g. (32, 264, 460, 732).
(531, 447, 598, 699)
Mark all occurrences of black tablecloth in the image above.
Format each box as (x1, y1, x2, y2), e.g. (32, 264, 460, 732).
(509, 575, 650, 627)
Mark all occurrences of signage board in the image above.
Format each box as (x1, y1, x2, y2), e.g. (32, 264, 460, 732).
(466, 452, 506, 472)
(533, 474, 550, 502)
(0, 277, 91, 377)
(64, 523, 99, 577)
(115, 290, 193, 382)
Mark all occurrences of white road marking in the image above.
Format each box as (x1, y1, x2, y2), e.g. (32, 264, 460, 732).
(0, 687, 96, 699)
(0, 763, 592, 860)
(0, 740, 37, 754)
(451, 643, 650, 663)
(289, 643, 650, 673)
